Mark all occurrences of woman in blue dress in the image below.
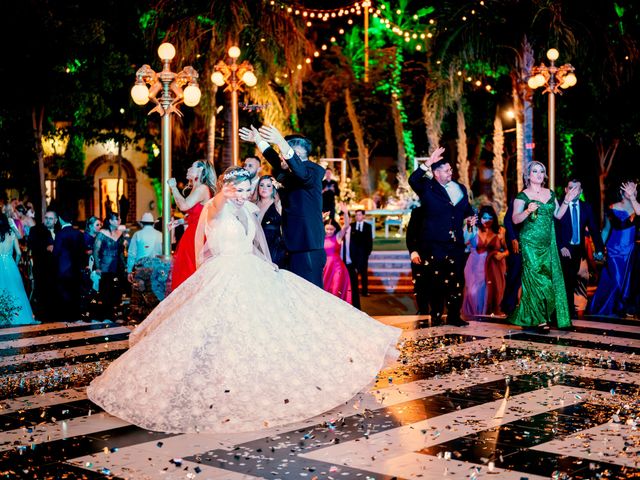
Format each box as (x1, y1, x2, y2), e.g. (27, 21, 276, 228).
(0, 213, 38, 326)
(590, 181, 640, 316)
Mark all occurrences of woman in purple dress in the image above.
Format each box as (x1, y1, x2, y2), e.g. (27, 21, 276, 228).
(590, 181, 640, 316)
(463, 205, 508, 317)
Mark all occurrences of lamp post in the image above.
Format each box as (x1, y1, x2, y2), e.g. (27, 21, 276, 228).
(131, 42, 202, 257)
(527, 48, 577, 190)
(211, 46, 257, 166)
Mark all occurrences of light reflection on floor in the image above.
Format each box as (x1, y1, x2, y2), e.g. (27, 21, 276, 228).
(0, 315, 637, 479)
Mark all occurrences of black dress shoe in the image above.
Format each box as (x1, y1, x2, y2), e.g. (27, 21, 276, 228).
(448, 318, 469, 327)
(536, 323, 550, 334)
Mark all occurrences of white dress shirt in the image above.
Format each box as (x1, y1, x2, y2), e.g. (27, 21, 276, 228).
(127, 225, 162, 272)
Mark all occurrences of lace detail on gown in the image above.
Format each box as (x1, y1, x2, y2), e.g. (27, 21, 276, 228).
(87, 202, 400, 433)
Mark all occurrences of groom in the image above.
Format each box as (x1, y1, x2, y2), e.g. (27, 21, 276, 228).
(240, 125, 326, 288)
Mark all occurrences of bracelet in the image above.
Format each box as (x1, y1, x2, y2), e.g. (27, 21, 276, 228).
(563, 200, 570, 205)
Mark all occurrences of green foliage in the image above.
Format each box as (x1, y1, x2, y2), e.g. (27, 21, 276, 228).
(62, 133, 86, 178)
(560, 131, 575, 184)
(140, 10, 157, 31)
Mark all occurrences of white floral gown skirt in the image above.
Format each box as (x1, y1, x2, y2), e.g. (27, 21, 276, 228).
(87, 251, 401, 434)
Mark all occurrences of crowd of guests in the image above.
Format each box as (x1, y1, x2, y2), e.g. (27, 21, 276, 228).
(406, 153, 640, 331)
(1, 136, 637, 330)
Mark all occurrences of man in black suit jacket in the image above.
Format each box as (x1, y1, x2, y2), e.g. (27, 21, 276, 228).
(28, 209, 59, 321)
(345, 209, 373, 298)
(240, 125, 326, 287)
(406, 205, 430, 315)
(409, 148, 476, 326)
(500, 197, 523, 315)
(53, 211, 87, 321)
(555, 179, 604, 316)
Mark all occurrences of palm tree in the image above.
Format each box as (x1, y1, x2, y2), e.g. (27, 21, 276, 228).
(146, 0, 313, 168)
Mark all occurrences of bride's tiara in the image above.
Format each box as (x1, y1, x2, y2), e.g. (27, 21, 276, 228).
(223, 168, 250, 181)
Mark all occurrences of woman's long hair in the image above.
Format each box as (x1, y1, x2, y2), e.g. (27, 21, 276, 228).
(185, 160, 217, 197)
(0, 213, 11, 242)
(478, 205, 500, 234)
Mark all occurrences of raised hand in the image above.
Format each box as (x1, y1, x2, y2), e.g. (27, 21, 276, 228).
(565, 184, 581, 203)
(425, 146, 445, 166)
(167, 178, 177, 188)
(258, 125, 287, 147)
(239, 125, 263, 144)
(621, 181, 637, 200)
(221, 182, 238, 200)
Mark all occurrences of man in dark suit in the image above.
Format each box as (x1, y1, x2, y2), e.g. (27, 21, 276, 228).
(322, 169, 340, 221)
(500, 197, 523, 315)
(339, 211, 360, 309)
(409, 147, 476, 326)
(345, 209, 373, 298)
(53, 210, 87, 321)
(406, 205, 430, 315)
(28, 209, 59, 321)
(555, 179, 604, 317)
(240, 125, 326, 287)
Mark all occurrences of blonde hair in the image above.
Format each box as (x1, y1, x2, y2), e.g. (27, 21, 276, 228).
(185, 160, 217, 196)
(524, 160, 548, 187)
(216, 166, 252, 192)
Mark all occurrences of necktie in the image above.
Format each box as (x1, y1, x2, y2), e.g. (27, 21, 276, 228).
(571, 203, 579, 245)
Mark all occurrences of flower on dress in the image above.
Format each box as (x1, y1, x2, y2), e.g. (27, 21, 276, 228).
(0, 290, 22, 326)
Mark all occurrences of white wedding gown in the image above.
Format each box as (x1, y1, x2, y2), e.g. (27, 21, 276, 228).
(87, 201, 401, 434)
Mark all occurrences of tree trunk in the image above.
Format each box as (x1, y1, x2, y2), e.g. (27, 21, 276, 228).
(422, 84, 447, 154)
(512, 38, 535, 192)
(345, 88, 371, 196)
(492, 112, 506, 217)
(324, 101, 334, 158)
(32, 106, 46, 219)
(455, 99, 470, 190)
(390, 93, 407, 178)
(596, 138, 620, 222)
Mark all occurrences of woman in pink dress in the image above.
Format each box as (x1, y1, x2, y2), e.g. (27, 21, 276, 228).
(168, 160, 216, 291)
(322, 207, 352, 303)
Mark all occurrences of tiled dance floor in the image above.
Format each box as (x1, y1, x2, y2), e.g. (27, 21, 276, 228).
(0, 316, 638, 479)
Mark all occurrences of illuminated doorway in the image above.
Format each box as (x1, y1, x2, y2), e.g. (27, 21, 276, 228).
(100, 178, 125, 219)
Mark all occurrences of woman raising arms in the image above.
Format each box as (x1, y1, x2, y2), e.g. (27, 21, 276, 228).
(167, 160, 216, 290)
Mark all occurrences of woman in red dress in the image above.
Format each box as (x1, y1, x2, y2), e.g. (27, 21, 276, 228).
(168, 160, 216, 291)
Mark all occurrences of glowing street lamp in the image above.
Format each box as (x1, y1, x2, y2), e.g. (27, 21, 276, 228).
(131, 42, 201, 256)
(211, 46, 257, 166)
(527, 48, 577, 189)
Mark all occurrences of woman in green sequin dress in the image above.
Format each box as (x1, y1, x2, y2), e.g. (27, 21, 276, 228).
(509, 161, 581, 332)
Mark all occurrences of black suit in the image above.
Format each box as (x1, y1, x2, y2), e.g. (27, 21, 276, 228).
(555, 199, 604, 316)
(500, 199, 523, 315)
(341, 229, 360, 310)
(28, 224, 57, 321)
(262, 146, 326, 287)
(53, 225, 87, 321)
(406, 206, 430, 314)
(409, 167, 474, 324)
(347, 219, 373, 296)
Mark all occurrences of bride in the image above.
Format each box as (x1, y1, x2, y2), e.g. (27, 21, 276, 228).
(87, 166, 401, 434)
